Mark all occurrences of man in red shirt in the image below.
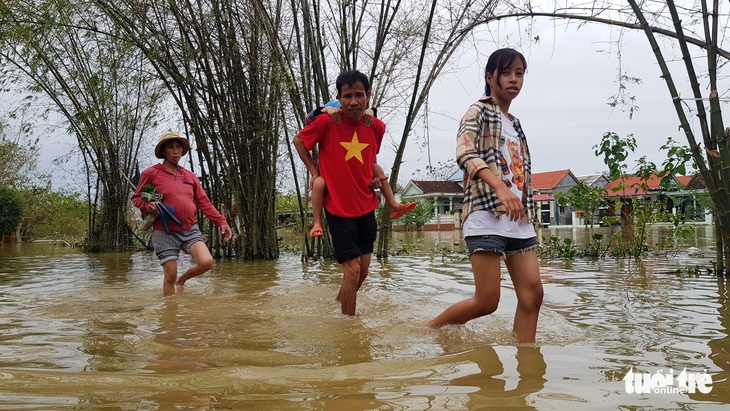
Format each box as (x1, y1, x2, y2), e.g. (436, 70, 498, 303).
(293, 70, 385, 316)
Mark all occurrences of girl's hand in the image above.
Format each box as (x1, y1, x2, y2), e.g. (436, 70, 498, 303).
(494, 186, 525, 221)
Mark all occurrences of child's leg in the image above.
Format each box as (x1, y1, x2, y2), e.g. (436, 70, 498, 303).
(310, 176, 326, 236)
(372, 164, 416, 221)
(428, 251, 502, 327)
(373, 164, 399, 211)
(504, 250, 542, 342)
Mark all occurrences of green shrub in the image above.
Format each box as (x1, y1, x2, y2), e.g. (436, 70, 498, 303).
(0, 186, 23, 236)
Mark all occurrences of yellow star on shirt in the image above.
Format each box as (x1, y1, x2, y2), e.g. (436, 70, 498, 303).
(340, 132, 369, 163)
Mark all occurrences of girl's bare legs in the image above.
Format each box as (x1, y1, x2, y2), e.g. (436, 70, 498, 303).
(504, 249, 543, 342)
(428, 251, 502, 326)
(175, 241, 214, 293)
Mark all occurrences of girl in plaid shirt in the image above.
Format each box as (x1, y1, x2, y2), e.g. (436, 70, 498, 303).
(428, 48, 543, 342)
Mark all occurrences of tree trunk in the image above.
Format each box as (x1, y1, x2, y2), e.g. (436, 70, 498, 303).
(0, 1, 163, 252)
(96, 0, 282, 260)
(628, 0, 730, 274)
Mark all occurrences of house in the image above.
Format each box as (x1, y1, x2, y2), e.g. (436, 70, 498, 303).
(676, 175, 693, 188)
(577, 173, 610, 189)
(399, 168, 585, 229)
(602, 172, 683, 222)
(532, 169, 580, 226)
(398, 168, 631, 229)
(684, 173, 706, 190)
(603, 173, 673, 200)
(664, 173, 711, 222)
(399, 179, 464, 230)
(580, 172, 713, 224)
(571, 173, 612, 225)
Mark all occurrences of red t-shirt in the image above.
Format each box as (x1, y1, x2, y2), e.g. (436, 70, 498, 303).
(299, 115, 385, 217)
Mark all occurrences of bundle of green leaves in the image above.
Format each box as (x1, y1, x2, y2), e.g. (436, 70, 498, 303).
(140, 184, 162, 202)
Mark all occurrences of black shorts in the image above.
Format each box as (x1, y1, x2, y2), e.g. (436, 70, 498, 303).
(324, 209, 377, 264)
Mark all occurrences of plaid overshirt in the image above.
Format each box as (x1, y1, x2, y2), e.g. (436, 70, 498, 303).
(456, 95, 534, 222)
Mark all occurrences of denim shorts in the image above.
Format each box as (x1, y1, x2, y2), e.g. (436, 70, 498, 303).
(465, 235, 538, 257)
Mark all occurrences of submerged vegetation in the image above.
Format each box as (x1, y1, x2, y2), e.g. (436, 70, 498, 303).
(540, 132, 712, 265)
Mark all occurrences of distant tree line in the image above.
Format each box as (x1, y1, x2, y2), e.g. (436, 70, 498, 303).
(0, 123, 87, 243)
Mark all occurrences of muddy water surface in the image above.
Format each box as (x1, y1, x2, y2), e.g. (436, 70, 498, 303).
(0, 227, 728, 410)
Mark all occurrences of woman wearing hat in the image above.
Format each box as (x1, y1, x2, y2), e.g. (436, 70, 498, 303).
(132, 131, 233, 296)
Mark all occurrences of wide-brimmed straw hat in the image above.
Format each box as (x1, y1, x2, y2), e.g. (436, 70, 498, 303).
(155, 131, 190, 159)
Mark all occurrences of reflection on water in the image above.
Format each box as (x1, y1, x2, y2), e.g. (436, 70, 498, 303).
(707, 277, 730, 403)
(0, 226, 728, 410)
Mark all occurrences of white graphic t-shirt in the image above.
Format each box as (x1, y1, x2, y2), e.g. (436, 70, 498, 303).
(463, 113, 536, 238)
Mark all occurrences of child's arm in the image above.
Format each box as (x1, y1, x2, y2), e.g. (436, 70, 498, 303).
(321, 105, 342, 124)
(307, 104, 377, 127)
(363, 108, 375, 127)
(327, 106, 375, 126)
(305, 107, 324, 125)
(305, 104, 342, 124)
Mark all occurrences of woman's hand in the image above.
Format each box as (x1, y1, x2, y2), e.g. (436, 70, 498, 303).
(221, 224, 234, 242)
(146, 201, 160, 214)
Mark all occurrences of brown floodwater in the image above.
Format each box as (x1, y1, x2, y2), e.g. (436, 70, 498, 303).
(0, 226, 728, 410)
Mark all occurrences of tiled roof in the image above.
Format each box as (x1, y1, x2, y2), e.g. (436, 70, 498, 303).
(410, 180, 463, 194)
(604, 173, 665, 196)
(534, 193, 554, 201)
(685, 174, 707, 190)
(577, 174, 600, 184)
(675, 175, 692, 187)
(577, 173, 609, 188)
(532, 169, 575, 190)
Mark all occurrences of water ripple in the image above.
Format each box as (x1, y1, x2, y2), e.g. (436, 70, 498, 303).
(0, 239, 728, 409)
